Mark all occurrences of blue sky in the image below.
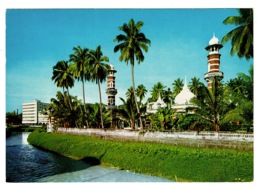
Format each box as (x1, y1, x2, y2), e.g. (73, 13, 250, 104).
(5, 8, 253, 113)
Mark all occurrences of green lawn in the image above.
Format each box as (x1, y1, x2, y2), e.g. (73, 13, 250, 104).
(27, 131, 253, 182)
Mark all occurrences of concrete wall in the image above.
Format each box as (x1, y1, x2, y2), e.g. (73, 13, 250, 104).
(57, 128, 253, 151)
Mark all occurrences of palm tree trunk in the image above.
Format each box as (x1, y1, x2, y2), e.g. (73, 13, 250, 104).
(66, 88, 79, 128)
(81, 77, 89, 128)
(66, 87, 73, 111)
(98, 80, 104, 129)
(131, 63, 144, 130)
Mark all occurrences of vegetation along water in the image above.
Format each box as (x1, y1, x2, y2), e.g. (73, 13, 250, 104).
(28, 130, 253, 182)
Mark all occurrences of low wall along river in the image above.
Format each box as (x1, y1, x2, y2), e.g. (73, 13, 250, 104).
(57, 128, 253, 151)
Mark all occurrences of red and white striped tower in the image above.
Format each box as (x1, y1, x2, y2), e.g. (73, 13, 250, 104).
(106, 63, 117, 109)
(204, 34, 224, 88)
(106, 63, 118, 128)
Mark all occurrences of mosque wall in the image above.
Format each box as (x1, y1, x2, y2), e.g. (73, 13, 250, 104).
(57, 128, 253, 151)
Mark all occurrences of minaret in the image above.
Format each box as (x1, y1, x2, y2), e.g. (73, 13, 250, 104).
(106, 63, 117, 109)
(204, 34, 224, 88)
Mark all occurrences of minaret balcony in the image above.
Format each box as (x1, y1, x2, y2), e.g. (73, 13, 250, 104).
(106, 88, 118, 95)
(106, 105, 117, 110)
(204, 71, 224, 82)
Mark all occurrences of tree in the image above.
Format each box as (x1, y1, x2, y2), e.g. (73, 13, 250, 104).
(172, 78, 184, 98)
(221, 9, 253, 60)
(117, 97, 137, 129)
(237, 64, 253, 101)
(222, 65, 253, 128)
(88, 45, 110, 129)
(88, 103, 112, 128)
(51, 60, 74, 110)
(191, 77, 225, 131)
(149, 82, 166, 102)
(163, 88, 173, 108)
(188, 77, 204, 96)
(136, 84, 147, 104)
(69, 46, 90, 127)
(114, 18, 151, 130)
(48, 91, 81, 128)
(156, 107, 174, 130)
(126, 86, 135, 102)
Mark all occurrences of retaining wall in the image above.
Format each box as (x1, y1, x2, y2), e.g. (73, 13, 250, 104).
(57, 128, 253, 150)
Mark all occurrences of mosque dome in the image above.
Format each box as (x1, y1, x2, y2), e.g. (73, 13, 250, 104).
(175, 79, 195, 105)
(209, 34, 219, 45)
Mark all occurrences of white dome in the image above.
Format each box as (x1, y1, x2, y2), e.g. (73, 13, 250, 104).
(209, 34, 219, 45)
(110, 63, 114, 70)
(175, 83, 195, 105)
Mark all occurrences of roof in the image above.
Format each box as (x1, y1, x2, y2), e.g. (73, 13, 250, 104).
(174, 78, 195, 105)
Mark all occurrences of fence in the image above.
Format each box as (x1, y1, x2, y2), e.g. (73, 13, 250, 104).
(57, 128, 253, 150)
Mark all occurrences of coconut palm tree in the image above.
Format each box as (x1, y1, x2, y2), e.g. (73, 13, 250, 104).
(126, 86, 135, 101)
(149, 82, 166, 102)
(114, 18, 151, 130)
(188, 77, 204, 96)
(191, 77, 225, 131)
(172, 78, 184, 98)
(237, 64, 253, 101)
(117, 97, 137, 129)
(221, 9, 253, 60)
(88, 45, 110, 129)
(49, 91, 83, 128)
(163, 88, 173, 108)
(51, 60, 74, 110)
(69, 46, 90, 127)
(136, 84, 147, 104)
(88, 103, 112, 128)
(223, 65, 253, 128)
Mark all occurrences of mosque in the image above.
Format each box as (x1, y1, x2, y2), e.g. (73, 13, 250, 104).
(146, 34, 224, 114)
(105, 34, 224, 128)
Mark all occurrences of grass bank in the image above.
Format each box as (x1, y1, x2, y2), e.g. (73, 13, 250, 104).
(27, 131, 253, 182)
(6, 126, 41, 138)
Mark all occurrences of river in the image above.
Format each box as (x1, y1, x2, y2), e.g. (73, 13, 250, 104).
(6, 132, 172, 182)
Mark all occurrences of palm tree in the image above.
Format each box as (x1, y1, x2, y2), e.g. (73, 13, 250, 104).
(221, 9, 253, 60)
(114, 18, 151, 130)
(51, 60, 74, 110)
(136, 84, 147, 104)
(172, 78, 184, 98)
(150, 82, 166, 102)
(88, 103, 112, 128)
(237, 64, 253, 101)
(88, 45, 110, 129)
(223, 65, 253, 128)
(163, 88, 173, 108)
(191, 77, 225, 131)
(126, 86, 135, 101)
(188, 77, 204, 96)
(117, 97, 137, 129)
(69, 46, 90, 127)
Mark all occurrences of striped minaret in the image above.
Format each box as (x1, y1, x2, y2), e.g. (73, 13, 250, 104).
(204, 34, 224, 88)
(106, 63, 117, 109)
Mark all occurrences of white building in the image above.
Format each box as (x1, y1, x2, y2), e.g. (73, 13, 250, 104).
(172, 78, 196, 113)
(146, 78, 196, 114)
(22, 99, 49, 125)
(147, 93, 167, 114)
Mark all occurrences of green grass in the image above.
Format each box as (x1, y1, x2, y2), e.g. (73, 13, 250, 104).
(27, 131, 253, 182)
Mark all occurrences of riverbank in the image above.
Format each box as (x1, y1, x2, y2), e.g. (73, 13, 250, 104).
(27, 130, 253, 182)
(6, 125, 41, 138)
